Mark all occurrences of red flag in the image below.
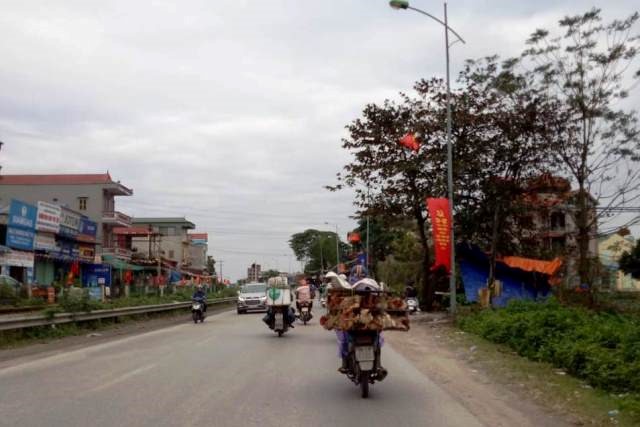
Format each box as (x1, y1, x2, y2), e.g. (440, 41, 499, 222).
(426, 198, 452, 273)
(399, 133, 420, 152)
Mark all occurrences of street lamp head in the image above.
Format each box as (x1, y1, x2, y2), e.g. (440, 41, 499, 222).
(389, 0, 409, 10)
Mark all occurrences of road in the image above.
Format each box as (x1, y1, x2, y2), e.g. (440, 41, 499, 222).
(0, 308, 484, 427)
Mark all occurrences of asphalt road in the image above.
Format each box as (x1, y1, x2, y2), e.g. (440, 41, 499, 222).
(0, 308, 483, 427)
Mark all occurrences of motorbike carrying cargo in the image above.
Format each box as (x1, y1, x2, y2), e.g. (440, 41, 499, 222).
(265, 276, 292, 306)
(320, 289, 410, 332)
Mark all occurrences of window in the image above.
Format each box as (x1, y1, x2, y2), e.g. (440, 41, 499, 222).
(167, 227, 176, 236)
(550, 212, 566, 230)
(78, 197, 88, 211)
(168, 250, 175, 259)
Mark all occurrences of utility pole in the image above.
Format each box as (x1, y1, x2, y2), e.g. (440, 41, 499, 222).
(218, 260, 224, 284)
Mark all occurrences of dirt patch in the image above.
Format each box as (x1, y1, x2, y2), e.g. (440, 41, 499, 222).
(387, 313, 580, 427)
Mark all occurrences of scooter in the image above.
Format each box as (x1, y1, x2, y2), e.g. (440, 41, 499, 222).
(298, 301, 313, 325)
(342, 330, 387, 398)
(267, 305, 294, 337)
(191, 298, 205, 323)
(406, 297, 420, 314)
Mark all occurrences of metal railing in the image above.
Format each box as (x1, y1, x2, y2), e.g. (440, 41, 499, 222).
(0, 297, 236, 331)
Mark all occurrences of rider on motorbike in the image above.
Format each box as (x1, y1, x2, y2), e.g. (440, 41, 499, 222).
(192, 285, 207, 312)
(295, 276, 313, 314)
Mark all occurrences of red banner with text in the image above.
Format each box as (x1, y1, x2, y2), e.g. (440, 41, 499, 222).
(426, 198, 452, 274)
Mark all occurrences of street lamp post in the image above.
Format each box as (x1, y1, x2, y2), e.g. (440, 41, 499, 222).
(389, 0, 465, 315)
(325, 222, 340, 272)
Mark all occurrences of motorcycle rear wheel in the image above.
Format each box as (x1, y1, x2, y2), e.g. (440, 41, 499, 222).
(360, 372, 369, 398)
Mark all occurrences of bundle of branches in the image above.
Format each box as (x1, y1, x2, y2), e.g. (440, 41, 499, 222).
(320, 290, 409, 331)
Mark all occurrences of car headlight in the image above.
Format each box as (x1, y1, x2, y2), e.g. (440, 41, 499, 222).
(260, 296, 267, 301)
(238, 297, 245, 302)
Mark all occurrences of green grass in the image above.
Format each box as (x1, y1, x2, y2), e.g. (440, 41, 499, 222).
(457, 299, 640, 422)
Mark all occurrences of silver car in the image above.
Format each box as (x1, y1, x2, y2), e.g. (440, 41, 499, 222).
(237, 283, 268, 314)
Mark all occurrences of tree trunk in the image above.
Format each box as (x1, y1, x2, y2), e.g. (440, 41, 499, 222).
(414, 207, 433, 311)
(576, 186, 593, 305)
(487, 203, 501, 291)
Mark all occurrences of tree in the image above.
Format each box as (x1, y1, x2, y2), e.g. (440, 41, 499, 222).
(206, 256, 216, 276)
(328, 79, 450, 310)
(289, 229, 349, 274)
(454, 56, 562, 288)
(522, 8, 640, 294)
(261, 269, 281, 281)
(353, 216, 405, 278)
(619, 240, 640, 279)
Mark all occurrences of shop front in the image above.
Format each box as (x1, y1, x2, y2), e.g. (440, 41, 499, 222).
(3, 200, 37, 283)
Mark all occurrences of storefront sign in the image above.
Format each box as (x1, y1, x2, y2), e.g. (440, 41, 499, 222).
(8, 200, 37, 230)
(34, 232, 57, 251)
(79, 244, 95, 261)
(36, 201, 61, 233)
(77, 218, 97, 242)
(60, 208, 81, 231)
(426, 198, 452, 274)
(0, 250, 35, 268)
(82, 264, 111, 287)
(6, 227, 35, 251)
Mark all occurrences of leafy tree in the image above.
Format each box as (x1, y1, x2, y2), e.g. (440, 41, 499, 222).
(206, 256, 216, 275)
(454, 56, 562, 287)
(619, 240, 640, 279)
(522, 8, 640, 294)
(260, 269, 281, 281)
(352, 216, 405, 277)
(289, 229, 349, 274)
(328, 77, 454, 310)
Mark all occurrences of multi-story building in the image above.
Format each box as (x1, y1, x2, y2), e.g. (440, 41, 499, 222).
(247, 263, 261, 282)
(516, 174, 598, 258)
(130, 217, 195, 267)
(0, 173, 132, 259)
(187, 233, 208, 274)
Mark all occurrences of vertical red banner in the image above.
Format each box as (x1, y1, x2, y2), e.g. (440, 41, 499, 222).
(426, 198, 452, 274)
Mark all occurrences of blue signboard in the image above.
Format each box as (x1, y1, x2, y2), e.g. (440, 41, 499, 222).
(6, 226, 35, 250)
(8, 200, 37, 230)
(82, 264, 112, 287)
(58, 225, 78, 239)
(80, 218, 97, 237)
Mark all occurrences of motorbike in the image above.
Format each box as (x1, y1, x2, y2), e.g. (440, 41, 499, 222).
(191, 298, 206, 323)
(298, 301, 313, 325)
(342, 330, 386, 398)
(406, 297, 420, 314)
(268, 305, 293, 337)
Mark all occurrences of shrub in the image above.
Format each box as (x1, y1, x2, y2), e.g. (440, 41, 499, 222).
(458, 298, 640, 395)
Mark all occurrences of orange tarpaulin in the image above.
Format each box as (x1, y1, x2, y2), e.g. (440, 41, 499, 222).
(500, 256, 563, 276)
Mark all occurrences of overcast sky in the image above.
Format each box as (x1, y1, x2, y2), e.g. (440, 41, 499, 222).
(1, 1, 637, 280)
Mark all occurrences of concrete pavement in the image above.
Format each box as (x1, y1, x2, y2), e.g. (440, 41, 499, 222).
(0, 309, 483, 427)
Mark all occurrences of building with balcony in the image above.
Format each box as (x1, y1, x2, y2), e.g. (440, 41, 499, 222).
(0, 173, 132, 258)
(516, 174, 598, 258)
(130, 218, 195, 267)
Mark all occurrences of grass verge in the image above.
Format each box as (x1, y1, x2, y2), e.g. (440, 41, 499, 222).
(457, 299, 640, 424)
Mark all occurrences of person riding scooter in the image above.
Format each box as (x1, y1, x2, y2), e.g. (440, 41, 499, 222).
(192, 285, 207, 313)
(295, 277, 313, 314)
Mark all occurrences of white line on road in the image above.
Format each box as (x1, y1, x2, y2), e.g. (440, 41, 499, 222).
(0, 310, 232, 377)
(88, 363, 158, 393)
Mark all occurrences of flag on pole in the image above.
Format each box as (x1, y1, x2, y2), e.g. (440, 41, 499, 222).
(399, 133, 420, 152)
(426, 198, 452, 274)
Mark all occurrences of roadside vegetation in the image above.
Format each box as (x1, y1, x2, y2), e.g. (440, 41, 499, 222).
(458, 299, 640, 421)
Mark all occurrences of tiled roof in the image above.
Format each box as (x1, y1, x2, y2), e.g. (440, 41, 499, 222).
(0, 173, 113, 185)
